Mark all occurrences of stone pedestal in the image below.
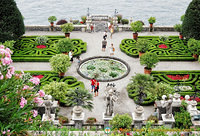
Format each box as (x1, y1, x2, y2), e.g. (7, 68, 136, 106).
(81, 27, 86, 32)
(161, 114, 175, 128)
(132, 112, 144, 129)
(42, 114, 55, 122)
(72, 112, 84, 129)
(103, 112, 114, 128)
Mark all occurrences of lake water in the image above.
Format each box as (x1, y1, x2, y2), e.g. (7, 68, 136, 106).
(15, 0, 192, 26)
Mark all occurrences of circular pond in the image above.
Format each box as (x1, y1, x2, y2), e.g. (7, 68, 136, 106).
(77, 56, 130, 82)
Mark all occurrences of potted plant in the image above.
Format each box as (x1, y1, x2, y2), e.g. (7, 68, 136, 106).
(48, 16, 57, 27)
(121, 19, 129, 25)
(116, 14, 122, 23)
(187, 38, 200, 60)
(148, 17, 156, 32)
(81, 16, 87, 24)
(140, 52, 159, 74)
(86, 117, 97, 124)
(56, 38, 73, 54)
(58, 115, 69, 125)
(66, 87, 93, 117)
(135, 39, 150, 57)
(174, 24, 183, 39)
(35, 36, 48, 48)
(60, 23, 74, 38)
(50, 54, 71, 77)
(43, 81, 71, 106)
(130, 21, 143, 40)
(56, 19, 68, 25)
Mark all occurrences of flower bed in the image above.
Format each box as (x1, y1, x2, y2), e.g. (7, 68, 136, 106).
(17, 71, 84, 89)
(151, 70, 200, 109)
(120, 36, 194, 61)
(12, 36, 87, 62)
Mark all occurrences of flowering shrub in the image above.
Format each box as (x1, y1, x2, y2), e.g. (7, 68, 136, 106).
(158, 44, 168, 49)
(0, 45, 44, 135)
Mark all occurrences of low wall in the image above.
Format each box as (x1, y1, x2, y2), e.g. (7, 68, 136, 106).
(25, 25, 175, 32)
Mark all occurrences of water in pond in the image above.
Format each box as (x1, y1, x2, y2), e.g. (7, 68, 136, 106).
(15, 0, 192, 26)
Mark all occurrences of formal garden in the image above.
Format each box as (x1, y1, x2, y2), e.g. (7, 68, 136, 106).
(2, 0, 200, 135)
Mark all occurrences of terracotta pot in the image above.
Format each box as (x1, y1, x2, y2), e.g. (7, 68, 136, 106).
(59, 72, 65, 77)
(192, 54, 198, 60)
(133, 33, 138, 40)
(50, 22, 54, 27)
(144, 67, 152, 74)
(65, 33, 70, 38)
(149, 23, 153, 32)
(62, 52, 68, 55)
(139, 52, 145, 57)
(179, 33, 183, 40)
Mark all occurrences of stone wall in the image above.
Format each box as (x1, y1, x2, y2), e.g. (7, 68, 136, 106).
(25, 25, 175, 32)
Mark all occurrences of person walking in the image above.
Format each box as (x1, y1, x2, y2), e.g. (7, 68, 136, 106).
(94, 80, 99, 97)
(90, 78, 96, 92)
(102, 38, 107, 52)
(68, 50, 73, 62)
(90, 23, 94, 32)
(76, 56, 81, 64)
(110, 43, 115, 56)
(109, 24, 114, 39)
(103, 30, 107, 40)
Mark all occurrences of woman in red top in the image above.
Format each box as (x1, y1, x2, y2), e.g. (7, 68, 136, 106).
(90, 78, 96, 92)
(94, 80, 99, 97)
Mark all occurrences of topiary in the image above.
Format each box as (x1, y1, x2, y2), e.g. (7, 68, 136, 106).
(140, 52, 159, 69)
(121, 19, 129, 25)
(148, 17, 156, 24)
(130, 21, 144, 33)
(50, 54, 71, 74)
(56, 38, 73, 53)
(48, 16, 57, 23)
(0, 0, 25, 42)
(182, 0, 200, 39)
(135, 39, 150, 53)
(60, 23, 74, 33)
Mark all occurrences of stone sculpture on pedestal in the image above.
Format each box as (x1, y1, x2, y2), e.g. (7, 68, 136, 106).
(44, 95, 53, 119)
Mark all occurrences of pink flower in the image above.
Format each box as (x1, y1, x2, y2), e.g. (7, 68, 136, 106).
(34, 97, 43, 105)
(0, 45, 5, 49)
(2, 131, 6, 134)
(20, 97, 27, 108)
(30, 77, 40, 85)
(38, 90, 45, 97)
(9, 66, 15, 75)
(6, 72, 12, 79)
(33, 110, 38, 117)
(7, 130, 10, 133)
(0, 74, 3, 80)
(5, 48, 12, 54)
(1, 57, 12, 66)
(29, 117, 33, 121)
(23, 85, 30, 90)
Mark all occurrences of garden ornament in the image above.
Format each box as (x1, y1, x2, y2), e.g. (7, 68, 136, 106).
(44, 95, 53, 119)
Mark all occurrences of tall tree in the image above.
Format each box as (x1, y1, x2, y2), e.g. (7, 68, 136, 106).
(0, 0, 25, 42)
(182, 0, 200, 40)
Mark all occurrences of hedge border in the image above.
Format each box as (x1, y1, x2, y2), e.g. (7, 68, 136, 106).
(120, 36, 195, 61)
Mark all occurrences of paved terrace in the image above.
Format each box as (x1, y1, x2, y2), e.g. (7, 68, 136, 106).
(12, 31, 200, 123)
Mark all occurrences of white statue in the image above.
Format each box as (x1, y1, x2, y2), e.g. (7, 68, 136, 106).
(44, 95, 53, 119)
(187, 100, 200, 117)
(161, 94, 173, 118)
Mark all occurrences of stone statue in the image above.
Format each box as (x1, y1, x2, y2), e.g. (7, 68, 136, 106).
(161, 94, 173, 118)
(44, 95, 53, 119)
(105, 89, 115, 116)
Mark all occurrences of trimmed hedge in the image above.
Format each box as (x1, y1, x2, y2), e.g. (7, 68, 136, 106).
(12, 36, 87, 62)
(18, 71, 85, 89)
(120, 36, 194, 61)
(151, 70, 200, 109)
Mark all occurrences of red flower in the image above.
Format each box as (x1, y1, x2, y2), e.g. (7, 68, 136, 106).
(80, 21, 84, 24)
(32, 75, 44, 79)
(36, 45, 46, 49)
(158, 44, 168, 49)
(180, 96, 185, 100)
(167, 74, 189, 80)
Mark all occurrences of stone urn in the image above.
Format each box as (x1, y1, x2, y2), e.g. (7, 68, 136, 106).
(73, 106, 83, 117)
(173, 93, 180, 101)
(134, 106, 144, 117)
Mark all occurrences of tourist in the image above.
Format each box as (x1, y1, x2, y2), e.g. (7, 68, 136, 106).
(102, 38, 107, 52)
(94, 80, 99, 97)
(109, 24, 114, 39)
(90, 23, 94, 32)
(68, 50, 73, 62)
(90, 78, 96, 92)
(76, 56, 81, 64)
(110, 43, 115, 56)
(103, 30, 107, 40)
